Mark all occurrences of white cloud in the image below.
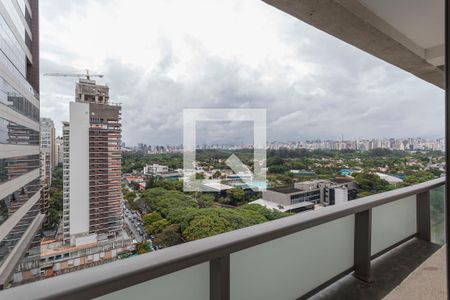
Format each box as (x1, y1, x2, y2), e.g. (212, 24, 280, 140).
(40, 0, 444, 145)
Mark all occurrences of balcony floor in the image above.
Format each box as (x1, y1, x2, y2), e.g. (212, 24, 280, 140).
(308, 238, 443, 300)
(384, 245, 446, 300)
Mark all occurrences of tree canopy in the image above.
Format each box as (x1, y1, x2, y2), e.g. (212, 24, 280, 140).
(140, 188, 291, 243)
(353, 172, 390, 193)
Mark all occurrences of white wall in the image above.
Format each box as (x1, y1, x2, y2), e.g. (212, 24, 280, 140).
(74, 233, 97, 246)
(334, 188, 348, 205)
(69, 102, 90, 237)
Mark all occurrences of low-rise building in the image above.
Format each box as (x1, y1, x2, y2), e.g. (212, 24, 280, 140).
(124, 175, 144, 185)
(294, 179, 358, 206)
(201, 181, 234, 193)
(143, 164, 181, 179)
(143, 164, 168, 174)
(13, 237, 133, 286)
(375, 173, 404, 184)
(261, 186, 319, 213)
(249, 198, 316, 213)
(258, 179, 358, 213)
(226, 172, 253, 182)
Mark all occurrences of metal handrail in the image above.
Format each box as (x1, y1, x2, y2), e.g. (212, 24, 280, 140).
(0, 177, 445, 300)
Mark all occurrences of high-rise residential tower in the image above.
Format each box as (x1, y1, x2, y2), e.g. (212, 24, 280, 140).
(0, 0, 42, 288)
(39, 117, 55, 185)
(63, 79, 122, 246)
(55, 137, 63, 166)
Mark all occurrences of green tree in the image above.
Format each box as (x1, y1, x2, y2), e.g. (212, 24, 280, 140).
(136, 241, 152, 254)
(44, 165, 64, 230)
(154, 224, 183, 247)
(51, 167, 63, 189)
(145, 219, 171, 235)
(195, 172, 205, 180)
(129, 181, 141, 191)
(354, 172, 390, 193)
(403, 170, 436, 185)
(226, 188, 245, 205)
(241, 204, 292, 220)
(124, 192, 136, 202)
(142, 188, 198, 216)
(146, 177, 183, 191)
(357, 191, 373, 198)
(143, 211, 163, 226)
(368, 148, 393, 157)
(182, 215, 231, 241)
(145, 176, 157, 189)
(197, 194, 214, 208)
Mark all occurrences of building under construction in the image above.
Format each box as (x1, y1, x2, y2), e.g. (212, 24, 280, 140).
(62, 79, 122, 246)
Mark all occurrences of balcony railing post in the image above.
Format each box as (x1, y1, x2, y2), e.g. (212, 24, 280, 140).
(210, 255, 230, 300)
(353, 209, 373, 283)
(416, 190, 431, 241)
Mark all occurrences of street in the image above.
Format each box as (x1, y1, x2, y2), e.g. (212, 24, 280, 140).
(123, 204, 145, 243)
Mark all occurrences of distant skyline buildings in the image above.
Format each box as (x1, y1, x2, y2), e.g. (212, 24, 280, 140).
(127, 137, 445, 154)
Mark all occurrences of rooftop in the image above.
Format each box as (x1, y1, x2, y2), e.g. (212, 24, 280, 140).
(250, 199, 315, 212)
(330, 178, 354, 184)
(376, 173, 404, 184)
(268, 186, 303, 194)
(201, 182, 234, 192)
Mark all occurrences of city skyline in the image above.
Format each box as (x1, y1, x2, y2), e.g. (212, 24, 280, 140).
(127, 136, 445, 153)
(40, 0, 444, 146)
(41, 113, 446, 151)
(128, 136, 445, 146)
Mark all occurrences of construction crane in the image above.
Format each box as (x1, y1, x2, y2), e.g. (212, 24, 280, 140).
(44, 69, 103, 80)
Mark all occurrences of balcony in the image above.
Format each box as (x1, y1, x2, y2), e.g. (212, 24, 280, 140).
(0, 178, 445, 299)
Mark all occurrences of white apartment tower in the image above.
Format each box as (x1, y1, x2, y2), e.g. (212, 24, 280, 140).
(63, 79, 122, 246)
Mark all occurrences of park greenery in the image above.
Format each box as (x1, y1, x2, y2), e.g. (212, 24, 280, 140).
(123, 148, 444, 194)
(44, 165, 63, 231)
(122, 148, 445, 246)
(139, 187, 291, 246)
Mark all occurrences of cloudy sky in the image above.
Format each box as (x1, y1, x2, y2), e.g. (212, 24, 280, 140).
(40, 0, 444, 146)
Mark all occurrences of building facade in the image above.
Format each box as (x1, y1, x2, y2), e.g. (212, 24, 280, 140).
(263, 187, 321, 207)
(55, 137, 63, 166)
(13, 237, 133, 285)
(39, 118, 55, 185)
(143, 164, 168, 175)
(294, 179, 358, 206)
(259, 179, 358, 213)
(261, 187, 318, 213)
(0, 0, 43, 288)
(142, 163, 181, 179)
(63, 79, 122, 246)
